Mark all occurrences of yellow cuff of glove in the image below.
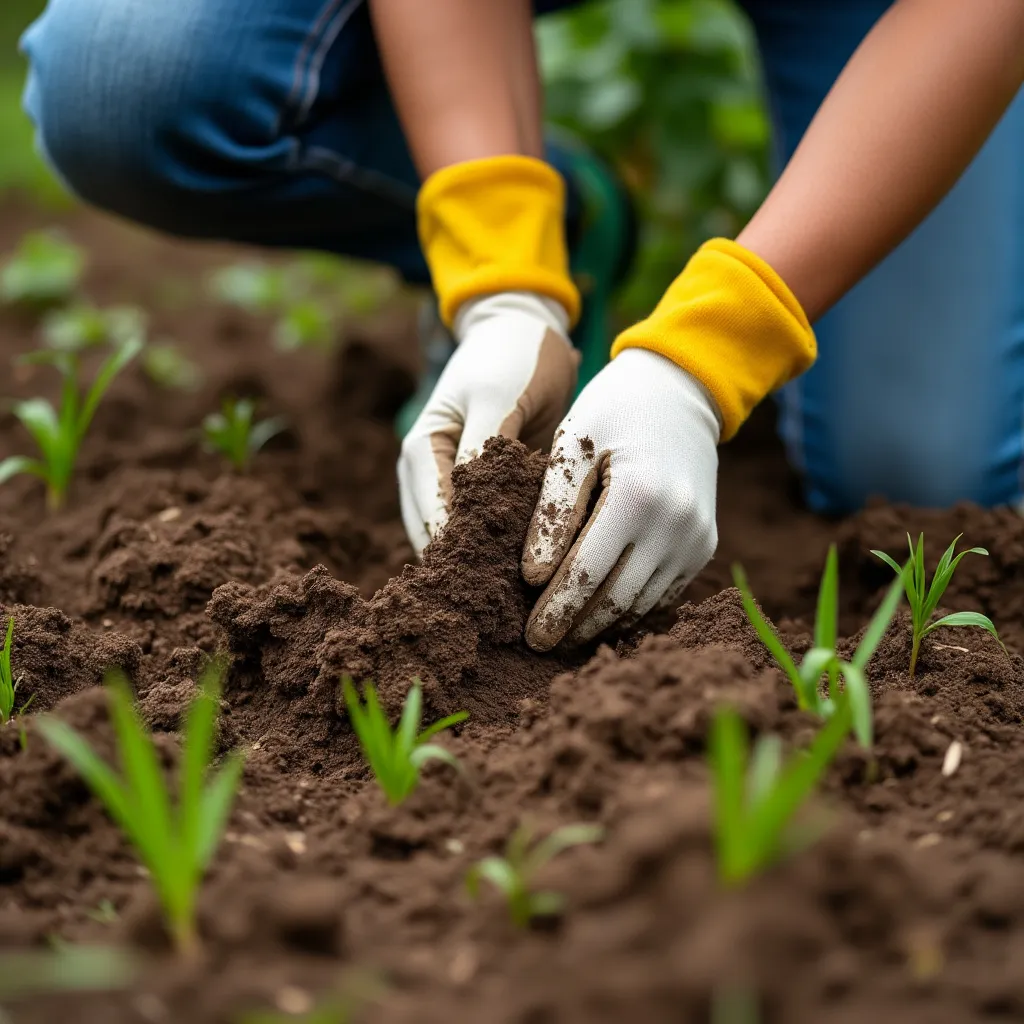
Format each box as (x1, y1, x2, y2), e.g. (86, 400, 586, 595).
(417, 155, 581, 328)
(611, 238, 816, 441)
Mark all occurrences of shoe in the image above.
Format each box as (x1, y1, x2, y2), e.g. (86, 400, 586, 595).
(395, 141, 637, 437)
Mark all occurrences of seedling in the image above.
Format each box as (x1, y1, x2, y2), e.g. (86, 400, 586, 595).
(342, 677, 467, 805)
(465, 821, 604, 928)
(0, 331, 142, 509)
(0, 617, 30, 725)
(710, 702, 851, 886)
(41, 304, 145, 353)
(0, 231, 84, 307)
(732, 545, 905, 747)
(143, 342, 203, 392)
(274, 299, 334, 351)
(202, 398, 286, 472)
(36, 661, 245, 957)
(873, 533, 1006, 677)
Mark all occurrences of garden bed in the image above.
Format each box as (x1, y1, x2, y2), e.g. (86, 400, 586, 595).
(1, 202, 1024, 1023)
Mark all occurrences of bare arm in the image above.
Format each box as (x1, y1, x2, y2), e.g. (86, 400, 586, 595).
(737, 0, 1024, 322)
(369, 0, 542, 176)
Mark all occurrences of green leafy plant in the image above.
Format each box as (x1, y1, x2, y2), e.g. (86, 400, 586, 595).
(732, 545, 905, 747)
(36, 661, 245, 957)
(466, 821, 604, 928)
(0, 616, 29, 724)
(342, 677, 467, 805)
(710, 701, 852, 886)
(0, 330, 142, 509)
(40, 304, 145, 353)
(872, 533, 1006, 677)
(142, 342, 203, 392)
(202, 398, 286, 472)
(0, 230, 84, 307)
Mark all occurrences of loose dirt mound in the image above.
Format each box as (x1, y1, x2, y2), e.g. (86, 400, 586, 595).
(2, 206, 1024, 1023)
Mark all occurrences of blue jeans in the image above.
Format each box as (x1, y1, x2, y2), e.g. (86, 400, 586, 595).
(21, 0, 1024, 511)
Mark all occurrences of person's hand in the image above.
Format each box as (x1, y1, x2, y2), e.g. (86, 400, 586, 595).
(399, 291, 579, 554)
(521, 348, 719, 651)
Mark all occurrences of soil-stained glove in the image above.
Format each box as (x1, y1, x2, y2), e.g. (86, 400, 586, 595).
(398, 291, 579, 553)
(522, 237, 817, 650)
(521, 348, 719, 650)
(400, 154, 581, 553)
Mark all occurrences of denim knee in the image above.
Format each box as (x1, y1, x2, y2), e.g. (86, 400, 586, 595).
(21, 0, 294, 234)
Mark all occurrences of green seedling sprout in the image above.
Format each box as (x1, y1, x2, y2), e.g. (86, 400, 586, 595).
(0, 617, 30, 725)
(202, 398, 286, 472)
(0, 327, 142, 509)
(710, 701, 851, 886)
(342, 677, 467, 805)
(872, 533, 1007, 677)
(0, 231, 84, 307)
(732, 545, 906, 747)
(142, 342, 203, 392)
(466, 821, 603, 928)
(274, 299, 334, 352)
(36, 661, 245, 958)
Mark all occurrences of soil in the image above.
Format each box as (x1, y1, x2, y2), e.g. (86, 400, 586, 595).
(2, 200, 1024, 1023)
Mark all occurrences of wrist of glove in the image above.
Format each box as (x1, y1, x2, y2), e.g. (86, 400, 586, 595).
(521, 347, 719, 651)
(398, 291, 579, 554)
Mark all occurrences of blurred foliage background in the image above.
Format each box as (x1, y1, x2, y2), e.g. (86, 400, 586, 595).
(0, 0, 769, 315)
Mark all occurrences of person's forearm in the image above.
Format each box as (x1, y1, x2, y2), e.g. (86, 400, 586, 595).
(737, 0, 1024, 323)
(369, 0, 542, 176)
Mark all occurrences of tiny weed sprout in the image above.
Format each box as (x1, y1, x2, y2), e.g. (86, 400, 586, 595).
(710, 702, 851, 886)
(0, 329, 142, 509)
(142, 342, 203, 392)
(274, 299, 334, 352)
(36, 661, 245, 957)
(0, 231, 84, 307)
(732, 545, 905, 747)
(873, 533, 1007, 677)
(202, 398, 286, 472)
(466, 821, 604, 928)
(0, 617, 29, 725)
(342, 677, 468, 805)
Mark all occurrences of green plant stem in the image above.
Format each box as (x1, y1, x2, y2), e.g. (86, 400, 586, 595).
(909, 631, 921, 678)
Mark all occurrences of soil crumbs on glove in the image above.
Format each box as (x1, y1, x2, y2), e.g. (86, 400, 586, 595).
(2, 206, 1024, 1024)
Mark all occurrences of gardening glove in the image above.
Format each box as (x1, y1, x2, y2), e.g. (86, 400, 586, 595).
(398, 291, 579, 553)
(399, 155, 581, 553)
(522, 238, 816, 651)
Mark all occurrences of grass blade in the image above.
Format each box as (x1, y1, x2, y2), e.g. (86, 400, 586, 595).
(78, 337, 142, 441)
(409, 742, 462, 775)
(195, 751, 246, 871)
(924, 610, 1005, 649)
(731, 565, 803, 702)
(839, 662, 872, 748)
(396, 681, 421, 755)
(851, 567, 906, 670)
(418, 709, 470, 743)
(814, 544, 838, 653)
(746, 734, 782, 809)
(709, 707, 749, 883)
(0, 456, 48, 484)
(525, 823, 604, 875)
(179, 662, 223, 873)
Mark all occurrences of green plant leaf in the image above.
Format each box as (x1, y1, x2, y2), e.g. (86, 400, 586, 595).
(710, 707, 748, 881)
(78, 336, 143, 442)
(923, 610, 1005, 647)
(466, 855, 519, 900)
(525, 823, 604, 876)
(731, 565, 802, 699)
(409, 742, 462, 774)
(814, 544, 838, 653)
(746, 734, 782, 809)
(417, 709, 470, 743)
(0, 456, 48, 484)
(851, 567, 907, 670)
(839, 662, 872, 748)
(196, 751, 246, 872)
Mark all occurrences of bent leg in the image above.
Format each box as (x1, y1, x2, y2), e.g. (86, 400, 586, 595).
(744, 0, 1024, 510)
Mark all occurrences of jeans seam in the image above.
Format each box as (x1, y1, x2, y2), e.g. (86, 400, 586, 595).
(296, 0, 365, 127)
(276, 0, 348, 136)
(292, 144, 417, 208)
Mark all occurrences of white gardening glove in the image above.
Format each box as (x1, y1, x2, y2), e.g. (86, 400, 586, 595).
(398, 291, 579, 554)
(521, 347, 720, 651)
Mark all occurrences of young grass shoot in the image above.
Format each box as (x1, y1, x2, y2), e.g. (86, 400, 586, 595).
(36, 661, 245, 957)
(0, 617, 29, 725)
(873, 533, 1006, 676)
(202, 397, 286, 472)
(0, 230, 84, 307)
(466, 821, 604, 928)
(0, 324, 142, 509)
(342, 677, 467, 805)
(709, 701, 852, 886)
(732, 545, 905, 747)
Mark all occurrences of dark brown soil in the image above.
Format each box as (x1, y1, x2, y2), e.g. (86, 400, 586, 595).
(2, 201, 1024, 1023)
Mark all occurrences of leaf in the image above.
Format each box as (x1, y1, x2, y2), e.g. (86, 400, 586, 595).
(839, 662, 872, 748)
(465, 856, 519, 900)
(179, 661, 223, 873)
(709, 707, 748, 882)
(814, 544, 839, 694)
(0, 456, 48, 485)
(12, 398, 62, 468)
(796, 646, 836, 710)
(746, 734, 782, 809)
(408, 742, 462, 775)
(852, 567, 907, 670)
(417, 709, 470, 744)
(246, 415, 286, 456)
(195, 751, 246, 872)
(527, 890, 567, 918)
(78, 336, 143, 442)
(924, 610, 1005, 650)
(396, 681, 422, 756)
(526, 824, 604, 876)
(731, 565, 802, 700)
